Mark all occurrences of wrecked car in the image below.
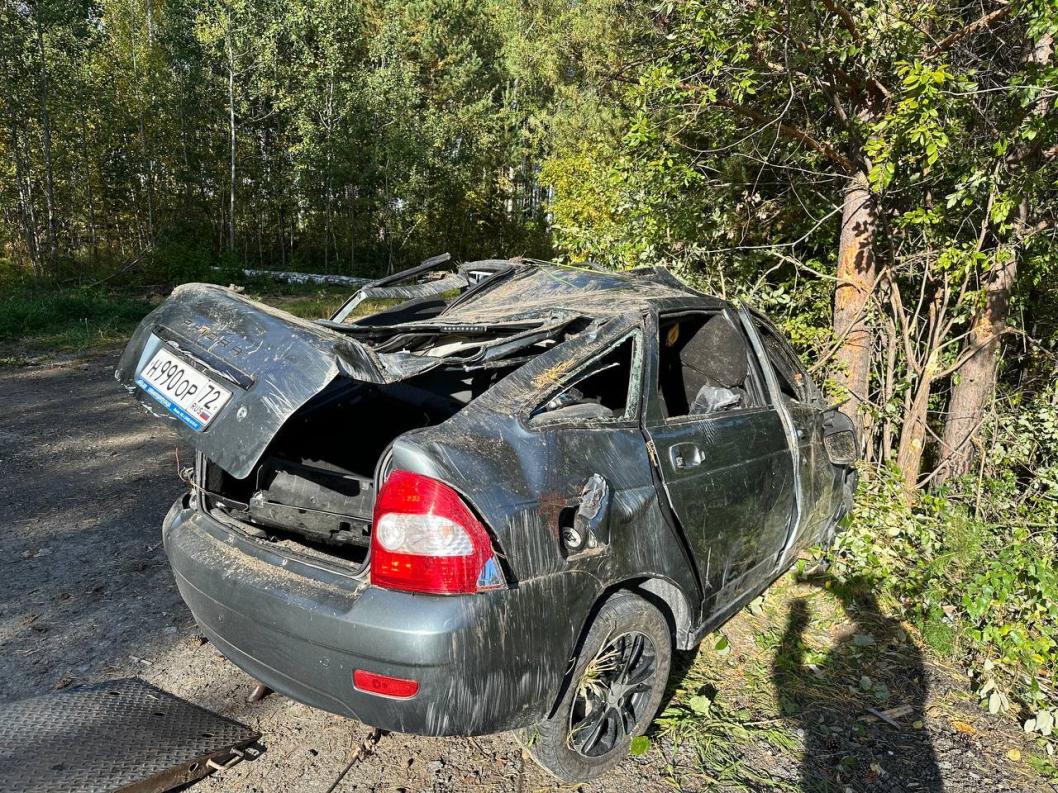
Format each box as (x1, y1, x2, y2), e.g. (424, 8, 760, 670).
(116, 256, 858, 781)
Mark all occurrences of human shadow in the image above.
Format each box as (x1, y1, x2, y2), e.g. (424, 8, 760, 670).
(773, 575, 943, 792)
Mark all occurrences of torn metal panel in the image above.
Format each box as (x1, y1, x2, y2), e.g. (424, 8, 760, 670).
(331, 252, 456, 322)
(358, 273, 470, 302)
(427, 263, 721, 325)
(113, 279, 574, 479)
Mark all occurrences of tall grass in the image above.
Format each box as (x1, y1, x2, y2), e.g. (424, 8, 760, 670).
(0, 288, 154, 354)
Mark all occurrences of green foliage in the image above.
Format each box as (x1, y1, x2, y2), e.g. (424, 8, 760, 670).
(0, 0, 554, 278)
(2, 0, 1058, 753)
(527, 0, 1058, 735)
(828, 445, 1058, 714)
(628, 735, 651, 756)
(0, 288, 154, 352)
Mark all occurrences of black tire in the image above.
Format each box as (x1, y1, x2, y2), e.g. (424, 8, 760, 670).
(518, 590, 673, 782)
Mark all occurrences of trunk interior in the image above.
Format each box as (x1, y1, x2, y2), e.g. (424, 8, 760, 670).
(200, 365, 513, 571)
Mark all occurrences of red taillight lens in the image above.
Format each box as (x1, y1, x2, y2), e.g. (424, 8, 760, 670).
(353, 669, 419, 699)
(370, 470, 505, 595)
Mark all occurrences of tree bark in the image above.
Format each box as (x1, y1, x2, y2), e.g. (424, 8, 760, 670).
(131, 42, 154, 242)
(34, 11, 58, 267)
(832, 170, 878, 439)
(897, 327, 940, 491)
(936, 32, 1053, 481)
(78, 110, 98, 265)
(937, 258, 1014, 478)
(9, 115, 41, 271)
(226, 23, 237, 253)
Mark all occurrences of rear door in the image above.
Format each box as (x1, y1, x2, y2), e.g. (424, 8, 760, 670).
(742, 309, 832, 553)
(643, 309, 796, 607)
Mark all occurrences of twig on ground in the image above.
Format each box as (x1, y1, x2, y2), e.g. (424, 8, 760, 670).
(866, 705, 912, 728)
(325, 728, 384, 793)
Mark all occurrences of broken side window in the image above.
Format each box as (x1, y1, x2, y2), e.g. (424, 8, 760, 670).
(751, 318, 816, 404)
(530, 334, 639, 425)
(657, 312, 762, 419)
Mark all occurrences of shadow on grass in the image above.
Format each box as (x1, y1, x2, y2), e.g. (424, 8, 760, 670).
(773, 574, 943, 792)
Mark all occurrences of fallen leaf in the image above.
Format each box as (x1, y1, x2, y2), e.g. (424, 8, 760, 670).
(688, 695, 711, 715)
(1006, 748, 1021, 762)
(1036, 709, 1054, 737)
(952, 720, 976, 735)
(988, 691, 1004, 714)
(714, 635, 731, 656)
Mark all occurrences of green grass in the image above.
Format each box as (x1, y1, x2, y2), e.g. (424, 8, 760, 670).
(0, 273, 393, 360)
(0, 288, 154, 355)
(1026, 752, 1058, 784)
(261, 291, 351, 319)
(258, 291, 403, 321)
(921, 610, 958, 656)
(0, 279, 396, 362)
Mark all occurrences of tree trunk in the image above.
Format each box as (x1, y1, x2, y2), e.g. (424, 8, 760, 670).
(897, 372, 933, 491)
(226, 26, 237, 253)
(938, 251, 1017, 478)
(878, 294, 899, 463)
(9, 115, 41, 271)
(78, 110, 98, 266)
(832, 169, 878, 439)
(936, 32, 1053, 481)
(133, 45, 154, 242)
(34, 13, 58, 267)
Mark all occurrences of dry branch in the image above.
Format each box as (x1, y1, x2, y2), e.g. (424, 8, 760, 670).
(820, 0, 861, 41)
(715, 99, 855, 171)
(929, 4, 1012, 56)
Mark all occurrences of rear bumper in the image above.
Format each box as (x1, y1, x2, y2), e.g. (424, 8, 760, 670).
(162, 499, 581, 736)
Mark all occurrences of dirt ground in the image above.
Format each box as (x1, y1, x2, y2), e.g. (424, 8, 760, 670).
(1, 350, 1055, 793)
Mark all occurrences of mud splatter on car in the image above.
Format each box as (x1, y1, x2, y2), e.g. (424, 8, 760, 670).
(116, 256, 858, 781)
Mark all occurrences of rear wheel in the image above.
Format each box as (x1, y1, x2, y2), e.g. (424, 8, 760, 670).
(519, 591, 672, 782)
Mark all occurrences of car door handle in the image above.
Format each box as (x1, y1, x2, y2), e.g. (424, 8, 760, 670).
(670, 443, 704, 469)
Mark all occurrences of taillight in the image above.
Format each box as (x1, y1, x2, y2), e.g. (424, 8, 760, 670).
(370, 470, 505, 595)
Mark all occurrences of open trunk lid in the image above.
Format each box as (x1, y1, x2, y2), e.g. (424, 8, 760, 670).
(119, 266, 584, 484)
(116, 283, 389, 479)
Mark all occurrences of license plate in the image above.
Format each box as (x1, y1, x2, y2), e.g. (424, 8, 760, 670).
(136, 347, 233, 431)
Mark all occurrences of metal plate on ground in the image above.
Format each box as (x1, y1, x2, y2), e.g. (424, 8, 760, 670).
(0, 677, 260, 793)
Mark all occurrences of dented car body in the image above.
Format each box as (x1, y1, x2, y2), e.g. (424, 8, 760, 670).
(118, 258, 858, 780)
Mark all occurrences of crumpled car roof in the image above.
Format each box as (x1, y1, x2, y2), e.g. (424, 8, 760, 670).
(435, 261, 724, 323)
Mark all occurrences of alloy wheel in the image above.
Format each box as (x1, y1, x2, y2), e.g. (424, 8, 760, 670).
(568, 630, 658, 757)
